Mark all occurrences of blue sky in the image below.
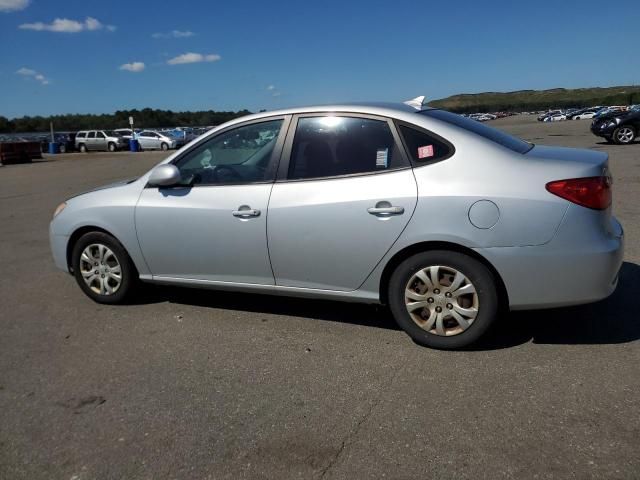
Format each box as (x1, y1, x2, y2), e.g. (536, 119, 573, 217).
(0, 0, 638, 118)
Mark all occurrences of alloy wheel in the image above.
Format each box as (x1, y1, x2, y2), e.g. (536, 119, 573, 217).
(616, 127, 635, 144)
(404, 265, 479, 336)
(79, 243, 122, 295)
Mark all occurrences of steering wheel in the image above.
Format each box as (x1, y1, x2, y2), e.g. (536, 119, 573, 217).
(212, 165, 243, 183)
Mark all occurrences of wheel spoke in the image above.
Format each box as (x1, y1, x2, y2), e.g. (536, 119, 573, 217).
(452, 303, 478, 319)
(414, 269, 433, 290)
(405, 289, 427, 301)
(407, 300, 429, 312)
(429, 266, 441, 289)
(435, 312, 445, 336)
(449, 271, 465, 291)
(452, 283, 475, 297)
(450, 309, 471, 331)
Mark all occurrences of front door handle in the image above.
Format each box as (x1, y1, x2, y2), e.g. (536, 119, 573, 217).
(367, 205, 404, 215)
(232, 206, 261, 218)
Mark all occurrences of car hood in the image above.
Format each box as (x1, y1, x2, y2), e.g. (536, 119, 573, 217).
(68, 177, 138, 201)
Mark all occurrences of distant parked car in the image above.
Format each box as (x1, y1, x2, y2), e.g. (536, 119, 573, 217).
(76, 130, 127, 152)
(543, 113, 566, 122)
(537, 110, 563, 121)
(40, 133, 76, 153)
(591, 107, 640, 144)
(137, 130, 177, 151)
(113, 128, 140, 140)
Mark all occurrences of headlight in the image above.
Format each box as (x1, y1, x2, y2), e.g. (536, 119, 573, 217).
(53, 201, 67, 218)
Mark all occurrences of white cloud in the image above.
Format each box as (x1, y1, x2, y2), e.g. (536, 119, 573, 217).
(19, 16, 116, 33)
(16, 66, 49, 85)
(16, 67, 35, 75)
(0, 0, 29, 12)
(152, 30, 194, 39)
(266, 85, 275, 91)
(167, 52, 221, 65)
(271, 91, 282, 97)
(119, 62, 145, 73)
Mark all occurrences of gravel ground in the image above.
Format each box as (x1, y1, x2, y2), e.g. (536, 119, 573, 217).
(0, 116, 638, 479)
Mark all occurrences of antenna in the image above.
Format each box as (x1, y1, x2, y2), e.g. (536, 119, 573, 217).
(404, 96, 426, 109)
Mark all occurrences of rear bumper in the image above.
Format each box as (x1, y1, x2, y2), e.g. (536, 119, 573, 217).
(476, 214, 624, 310)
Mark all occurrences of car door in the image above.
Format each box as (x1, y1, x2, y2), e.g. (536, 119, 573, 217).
(86, 131, 96, 150)
(95, 131, 107, 151)
(267, 114, 418, 291)
(138, 131, 153, 149)
(135, 116, 290, 284)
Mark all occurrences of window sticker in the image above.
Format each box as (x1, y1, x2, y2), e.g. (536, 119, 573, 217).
(376, 148, 389, 168)
(418, 145, 434, 159)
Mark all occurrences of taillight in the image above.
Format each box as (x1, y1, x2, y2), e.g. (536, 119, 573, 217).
(545, 176, 612, 210)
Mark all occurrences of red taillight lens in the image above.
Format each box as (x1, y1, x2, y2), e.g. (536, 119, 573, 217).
(545, 176, 612, 210)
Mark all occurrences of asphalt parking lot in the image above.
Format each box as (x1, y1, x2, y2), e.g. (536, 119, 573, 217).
(1, 116, 639, 479)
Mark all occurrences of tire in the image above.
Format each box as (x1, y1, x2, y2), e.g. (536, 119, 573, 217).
(79, 143, 87, 153)
(108, 142, 117, 152)
(388, 250, 499, 349)
(161, 142, 169, 151)
(613, 126, 636, 145)
(71, 231, 138, 304)
(59, 144, 66, 153)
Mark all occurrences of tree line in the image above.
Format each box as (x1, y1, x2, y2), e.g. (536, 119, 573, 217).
(0, 108, 254, 133)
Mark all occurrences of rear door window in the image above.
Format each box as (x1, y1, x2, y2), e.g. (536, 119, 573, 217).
(287, 116, 407, 180)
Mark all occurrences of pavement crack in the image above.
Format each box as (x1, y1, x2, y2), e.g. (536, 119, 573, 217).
(318, 367, 400, 479)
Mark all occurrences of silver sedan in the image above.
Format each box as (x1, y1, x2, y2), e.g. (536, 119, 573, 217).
(49, 102, 624, 349)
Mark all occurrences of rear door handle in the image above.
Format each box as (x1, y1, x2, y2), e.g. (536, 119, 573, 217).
(232, 207, 261, 218)
(367, 206, 404, 215)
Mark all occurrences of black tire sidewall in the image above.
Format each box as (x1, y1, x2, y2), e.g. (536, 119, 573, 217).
(71, 232, 136, 304)
(388, 250, 499, 349)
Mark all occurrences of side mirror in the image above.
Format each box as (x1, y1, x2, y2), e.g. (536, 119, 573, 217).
(148, 164, 182, 187)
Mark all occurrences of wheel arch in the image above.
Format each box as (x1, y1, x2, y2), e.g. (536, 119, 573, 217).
(66, 225, 135, 274)
(378, 241, 509, 310)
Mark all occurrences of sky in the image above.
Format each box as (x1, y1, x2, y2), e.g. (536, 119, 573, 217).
(0, 0, 638, 118)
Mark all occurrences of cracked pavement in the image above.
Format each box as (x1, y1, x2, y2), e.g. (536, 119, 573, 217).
(1, 117, 639, 479)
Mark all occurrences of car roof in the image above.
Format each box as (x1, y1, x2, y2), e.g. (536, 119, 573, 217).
(233, 102, 433, 123)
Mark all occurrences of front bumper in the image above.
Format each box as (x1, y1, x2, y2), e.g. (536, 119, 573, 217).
(590, 120, 616, 138)
(49, 222, 70, 272)
(477, 213, 624, 310)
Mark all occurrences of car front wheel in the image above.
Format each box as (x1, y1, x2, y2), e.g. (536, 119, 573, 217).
(71, 232, 137, 304)
(161, 142, 169, 151)
(108, 142, 117, 152)
(613, 126, 636, 145)
(388, 251, 499, 349)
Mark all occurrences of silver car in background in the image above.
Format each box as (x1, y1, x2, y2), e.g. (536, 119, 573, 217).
(136, 130, 177, 151)
(50, 102, 624, 349)
(75, 130, 127, 152)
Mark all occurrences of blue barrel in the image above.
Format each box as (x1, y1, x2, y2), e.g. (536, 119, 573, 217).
(129, 139, 140, 152)
(48, 142, 60, 154)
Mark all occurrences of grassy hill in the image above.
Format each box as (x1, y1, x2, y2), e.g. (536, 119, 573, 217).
(428, 86, 640, 113)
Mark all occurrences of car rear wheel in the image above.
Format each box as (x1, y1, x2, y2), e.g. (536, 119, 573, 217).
(79, 143, 87, 153)
(71, 231, 137, 304)
(161, 142, 169, 151)
(108, 142, 117, 152)
(388, 251, 499, 349)
(613, 126, 636, 145)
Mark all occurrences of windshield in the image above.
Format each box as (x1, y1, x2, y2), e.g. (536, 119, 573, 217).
(419, 109, 533, 154)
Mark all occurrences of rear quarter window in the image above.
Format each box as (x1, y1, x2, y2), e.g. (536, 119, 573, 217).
(399, 125, 453, 165)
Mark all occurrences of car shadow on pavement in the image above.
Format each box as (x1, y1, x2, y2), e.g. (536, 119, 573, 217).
(134, 262, 639, 348)
(473, 261, 640, 350)
(136, 285, 401, 331)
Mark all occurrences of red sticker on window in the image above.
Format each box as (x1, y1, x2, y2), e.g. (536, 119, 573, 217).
(418, 145, 434, 159)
